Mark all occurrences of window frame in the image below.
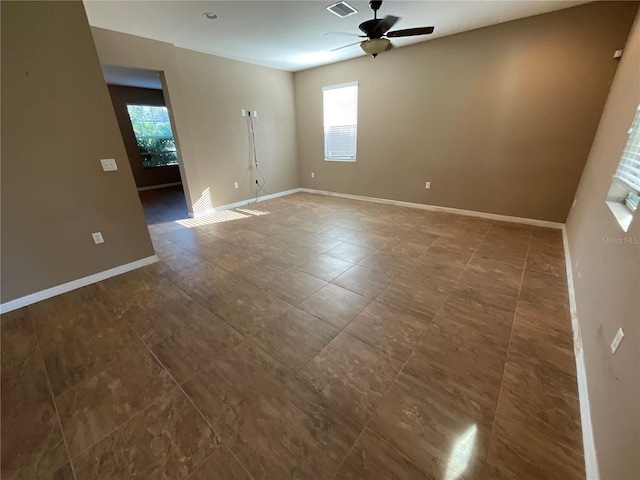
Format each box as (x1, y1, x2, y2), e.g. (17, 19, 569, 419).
(322, 81, 358, 162)
(605, 104, 640, 232)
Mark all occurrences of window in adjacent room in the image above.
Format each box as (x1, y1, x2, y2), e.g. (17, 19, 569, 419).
(606, 104, 640, 232)
(126, 104, 178, 168)
(323, 82, 358, 162)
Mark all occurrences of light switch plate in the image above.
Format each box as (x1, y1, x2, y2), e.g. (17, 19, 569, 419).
(100, 158, 118, 171)
(611, 328, 624, 354)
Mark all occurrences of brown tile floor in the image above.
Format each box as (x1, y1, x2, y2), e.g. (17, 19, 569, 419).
(1, 192, 585, 479)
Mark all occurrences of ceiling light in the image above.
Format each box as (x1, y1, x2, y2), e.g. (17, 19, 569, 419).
(326, 1, 358, 18)
(360, 38, 390, 58)
(202, 12, 217, 20)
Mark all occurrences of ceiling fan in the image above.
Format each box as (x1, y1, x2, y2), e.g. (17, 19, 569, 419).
(330, 0, 435, 58)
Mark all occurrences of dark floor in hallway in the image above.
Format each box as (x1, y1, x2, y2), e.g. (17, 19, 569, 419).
(138, 184, 189, 225)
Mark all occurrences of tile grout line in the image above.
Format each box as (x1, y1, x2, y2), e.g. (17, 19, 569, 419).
(65, 381, 174, 463)
(26, 308, 79, 480)
(42, 323, 150, 402)
(329, 223, 494, 479)
(485, 227, 533, 463)
(131, 328, 257, 480)
(292, 233, 466, 372)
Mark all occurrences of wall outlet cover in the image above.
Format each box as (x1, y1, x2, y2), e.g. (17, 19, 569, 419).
(100, 158, 118, 171)
(92, 232, 104, 244)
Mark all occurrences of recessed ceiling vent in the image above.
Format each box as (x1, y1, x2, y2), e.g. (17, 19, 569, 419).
(326, 1, 358, 18)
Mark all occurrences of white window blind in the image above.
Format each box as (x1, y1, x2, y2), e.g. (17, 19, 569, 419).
(323, 82, 358, 161)
(614, 105, 640, 193)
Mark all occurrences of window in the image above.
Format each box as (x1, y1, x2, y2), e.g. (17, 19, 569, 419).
(126, 104, 178, 168)
(606, 104, 640, 231)
(323, 82, 358, 161)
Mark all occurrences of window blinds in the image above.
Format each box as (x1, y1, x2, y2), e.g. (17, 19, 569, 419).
(323, 82, 358, 161)
(614, 105, 640, 193)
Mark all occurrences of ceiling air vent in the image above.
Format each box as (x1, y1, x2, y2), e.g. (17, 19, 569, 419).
(326, 1, 358, 18)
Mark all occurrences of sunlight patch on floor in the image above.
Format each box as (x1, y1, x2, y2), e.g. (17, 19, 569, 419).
(444, 424, 478, 480)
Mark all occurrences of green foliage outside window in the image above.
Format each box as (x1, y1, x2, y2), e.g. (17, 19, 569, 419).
(126, 104, 179, 168)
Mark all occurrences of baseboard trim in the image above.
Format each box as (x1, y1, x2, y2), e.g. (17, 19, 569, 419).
(137, 182, 182, 192)
(0, 255, 159, 314)
(562, 226, 599, 480)
(188, 188, 303, 218)
(300, 188, 564, 229)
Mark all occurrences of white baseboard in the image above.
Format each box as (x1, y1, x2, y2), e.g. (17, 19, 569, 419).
(137, 182, 182, 192)
(0, 255, 159, 314)
(299, 188, 564, 229)
(188, 188, 302, 218)
(562, 226, 599, 480)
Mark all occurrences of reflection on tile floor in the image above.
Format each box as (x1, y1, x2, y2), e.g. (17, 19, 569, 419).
(1, 192, 585, 479)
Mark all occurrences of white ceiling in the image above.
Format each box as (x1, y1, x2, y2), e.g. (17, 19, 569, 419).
(84, 0, 589, 72)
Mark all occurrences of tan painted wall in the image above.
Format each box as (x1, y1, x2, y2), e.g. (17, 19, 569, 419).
(1, 1, 155, 303)
(294, 2, 638, 223)
(565, 14, 640, 480)
(174, 47, 298, 207)
(91, 28, 298, 214)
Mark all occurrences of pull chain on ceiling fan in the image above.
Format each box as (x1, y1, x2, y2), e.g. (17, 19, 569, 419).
(330, 0, 435, 57)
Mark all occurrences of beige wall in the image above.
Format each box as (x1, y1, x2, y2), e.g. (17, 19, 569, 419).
(565, 14, 640, 480)
(294, 2, 638, 223)
(91, 28, 299, 214)
(174, 48, 298, 207)
(1, 1, 155, 304)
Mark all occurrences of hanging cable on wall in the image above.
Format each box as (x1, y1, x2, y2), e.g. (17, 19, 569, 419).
(248, 112, 270, 204)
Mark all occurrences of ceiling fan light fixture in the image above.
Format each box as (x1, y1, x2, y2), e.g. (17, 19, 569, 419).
(360, 38, 390, 57)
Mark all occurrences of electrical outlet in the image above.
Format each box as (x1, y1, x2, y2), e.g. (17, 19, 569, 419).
(92, 232, 104, 244)
(252, 110, 258, 117)
(610, 328, 625, 354)
(234, 182, 239, 189)
(100, 159, 117, 171)
(241, 109, 246, 117)
(311, 172, 315, 178)
(425, 181, 431, 189)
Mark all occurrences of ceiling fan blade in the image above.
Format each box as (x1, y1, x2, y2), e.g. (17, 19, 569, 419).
(359, 15, 399, 38)
(330, 41, 362, 52)
(386, 26, 435, 37)
(378, 15, 400, 34)
(324, 32, 366, 37)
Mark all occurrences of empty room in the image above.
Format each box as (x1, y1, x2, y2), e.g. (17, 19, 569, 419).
(1, 1, 639, 479)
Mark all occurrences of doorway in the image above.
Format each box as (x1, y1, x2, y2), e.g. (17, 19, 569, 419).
(102, 65, 189, 225)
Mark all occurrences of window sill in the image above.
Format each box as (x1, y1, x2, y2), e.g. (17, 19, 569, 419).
(606, 200, 634, 232)
(325, 158, 356, 163)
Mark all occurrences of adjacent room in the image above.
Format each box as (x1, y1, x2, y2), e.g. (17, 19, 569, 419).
(1, 1, 638, 479)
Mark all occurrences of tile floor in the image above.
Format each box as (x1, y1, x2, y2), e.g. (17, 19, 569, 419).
(1, 192, 585, 479)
